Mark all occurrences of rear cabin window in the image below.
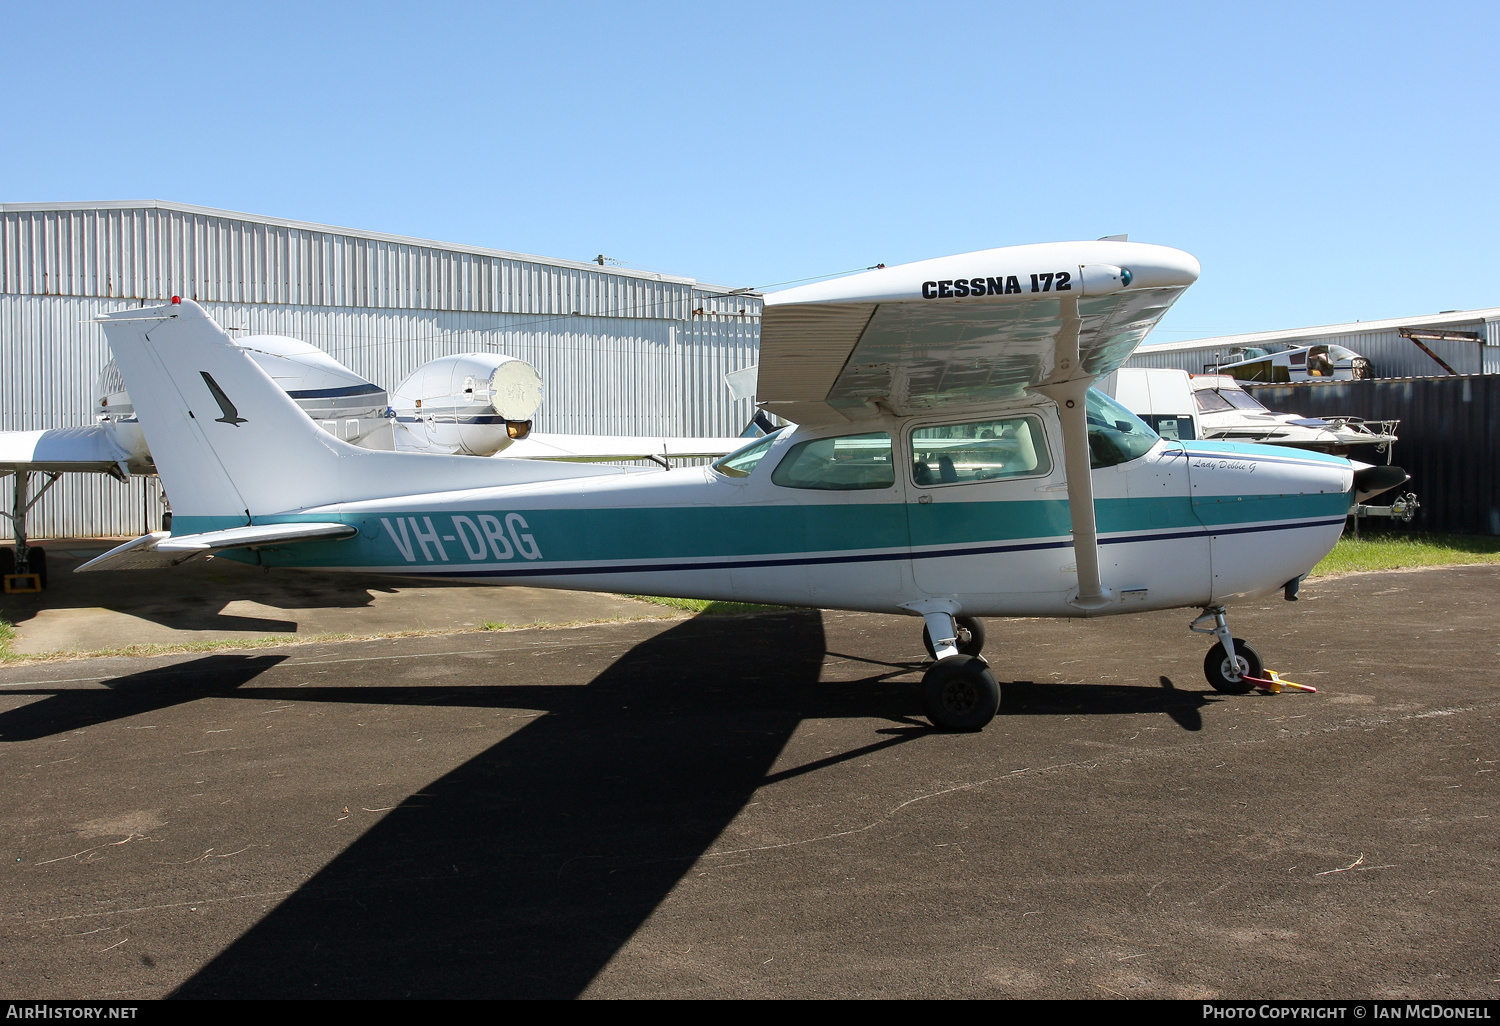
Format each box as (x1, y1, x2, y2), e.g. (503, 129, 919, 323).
(910, 416, 1051, 486)
(771, 432, 894, 491)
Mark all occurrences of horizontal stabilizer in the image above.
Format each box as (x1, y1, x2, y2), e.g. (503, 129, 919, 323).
(76, 522, 357, 572)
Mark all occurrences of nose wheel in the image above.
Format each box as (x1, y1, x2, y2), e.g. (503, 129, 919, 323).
(1191, 607, 1264, 694)
(1203, 637, 1263, 694)
(922, 615, 986, 658)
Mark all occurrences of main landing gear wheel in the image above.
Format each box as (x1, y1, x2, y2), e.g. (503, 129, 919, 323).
(1204, 638, 1262, 695)
(922, 616, 986, 658)
(921, 655, 1000, 731)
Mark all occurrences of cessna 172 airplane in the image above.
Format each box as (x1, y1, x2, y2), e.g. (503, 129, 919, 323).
(74, 240, 1405, 731)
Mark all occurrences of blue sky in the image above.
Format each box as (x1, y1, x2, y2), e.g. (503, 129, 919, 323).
(3, 1, 1496, 341)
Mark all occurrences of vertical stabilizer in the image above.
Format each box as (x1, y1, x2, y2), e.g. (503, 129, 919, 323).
(98, 301, 297, 522)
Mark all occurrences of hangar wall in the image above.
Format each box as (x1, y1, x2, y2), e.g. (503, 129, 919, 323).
(0, 202, 763, 540)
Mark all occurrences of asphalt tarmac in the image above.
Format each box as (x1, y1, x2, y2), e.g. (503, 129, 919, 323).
(1, 565, 1497, 999)
(0, 541, 665, 655)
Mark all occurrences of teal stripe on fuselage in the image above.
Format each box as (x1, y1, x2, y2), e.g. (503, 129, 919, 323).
(183, 486, 1348, 572)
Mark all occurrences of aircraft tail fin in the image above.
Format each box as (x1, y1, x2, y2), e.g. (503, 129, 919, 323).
(98, 299, 623, 525)
(98, 300, 334, 523)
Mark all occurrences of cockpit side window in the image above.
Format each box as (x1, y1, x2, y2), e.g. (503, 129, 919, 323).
(771, 432, 894, 490)
(909, 415, 1052, 486)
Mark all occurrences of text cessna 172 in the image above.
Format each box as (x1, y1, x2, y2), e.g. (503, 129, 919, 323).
(78, 240, 1405, 731)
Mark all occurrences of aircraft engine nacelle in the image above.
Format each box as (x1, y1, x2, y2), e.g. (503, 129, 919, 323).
(390, 354, 543, 456)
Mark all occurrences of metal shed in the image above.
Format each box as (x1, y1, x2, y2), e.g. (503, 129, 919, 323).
(0, 201, 762, 540)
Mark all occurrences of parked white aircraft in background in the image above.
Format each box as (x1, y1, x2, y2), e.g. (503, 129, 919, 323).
(76, 241, 1407, 730)
(1208, 342, 1373, 382)
(0, 335, 747, 583)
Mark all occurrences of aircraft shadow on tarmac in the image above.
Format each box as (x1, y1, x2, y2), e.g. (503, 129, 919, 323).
(0, 553, 417, 634)
(0, 613, 1221, 997)
(1001, 677, 1215, 732)
(0, 654, 290, 741)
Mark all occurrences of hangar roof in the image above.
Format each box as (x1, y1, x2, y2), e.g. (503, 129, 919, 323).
(1137, 306, 1500, 355)
(0, 199, 713, 288)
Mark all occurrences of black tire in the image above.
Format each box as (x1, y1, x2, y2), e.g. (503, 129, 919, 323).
(0, 547, 13, 578)
(1204, 638, 1262, 694)
(922, 616, 986, 658)
(921, 655, 1001, 731)
(25, 547, 46, 589)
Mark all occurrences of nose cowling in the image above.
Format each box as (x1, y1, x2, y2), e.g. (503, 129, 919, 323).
(1184, 441, 1355, 605)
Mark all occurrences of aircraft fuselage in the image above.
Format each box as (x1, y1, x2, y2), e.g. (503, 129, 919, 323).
(200, 403, 1352, 620)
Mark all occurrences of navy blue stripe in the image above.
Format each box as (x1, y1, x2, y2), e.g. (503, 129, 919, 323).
(286, 383, 386, 399)
(385, 516, 1348, 581)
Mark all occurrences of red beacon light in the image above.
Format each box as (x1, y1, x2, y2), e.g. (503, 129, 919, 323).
(171, 295, 181, 304)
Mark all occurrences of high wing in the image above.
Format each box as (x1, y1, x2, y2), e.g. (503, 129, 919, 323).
(756, 240, 1200, 424)
(0, 425, 134, 478)
(498, 433, 750, 464)
(757, 240, 1199, 610)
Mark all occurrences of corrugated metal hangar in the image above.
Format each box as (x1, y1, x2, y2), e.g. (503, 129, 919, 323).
(0, 200, 763, 539)
(1126, 307, 1500, 378)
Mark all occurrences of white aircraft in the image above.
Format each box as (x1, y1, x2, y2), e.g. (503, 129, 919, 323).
(0, 335, 746, 583)
(75, 240, 1405, 731)
(1208, 342, 1372, 382)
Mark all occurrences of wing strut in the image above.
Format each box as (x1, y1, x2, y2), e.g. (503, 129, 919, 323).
(1031, 297, 1112, 611)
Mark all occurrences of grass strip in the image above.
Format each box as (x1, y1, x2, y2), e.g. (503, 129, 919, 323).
(1311, 531, 1500, 576)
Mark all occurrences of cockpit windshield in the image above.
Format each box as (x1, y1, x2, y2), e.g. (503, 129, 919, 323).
(1218, 389, 1268, 412)
(711, 429, 783, 477)
(1086, 388, 1159, 468)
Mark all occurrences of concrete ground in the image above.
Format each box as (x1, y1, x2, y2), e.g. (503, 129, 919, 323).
(1, 540, 670, 656)
(0, 562, 1496, 999)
